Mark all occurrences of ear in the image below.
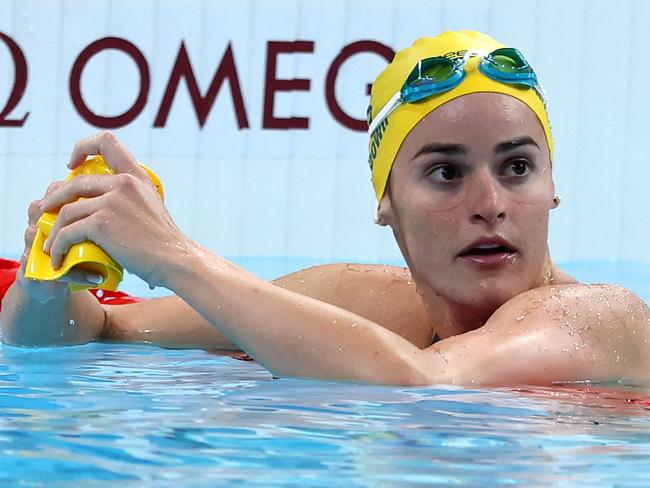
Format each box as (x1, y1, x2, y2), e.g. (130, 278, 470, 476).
(548, 175, 558, 210)
(551, 195, 561, 209)
(375, 193, 393, 226)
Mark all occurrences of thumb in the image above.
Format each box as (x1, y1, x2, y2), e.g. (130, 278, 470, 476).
(57, 268, 105, 287)
(68, 131, 144, 176)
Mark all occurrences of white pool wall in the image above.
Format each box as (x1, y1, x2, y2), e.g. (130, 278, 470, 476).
(0, 0, 648, 264)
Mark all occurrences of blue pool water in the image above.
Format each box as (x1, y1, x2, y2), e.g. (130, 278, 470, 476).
(1, 259, 649, 486)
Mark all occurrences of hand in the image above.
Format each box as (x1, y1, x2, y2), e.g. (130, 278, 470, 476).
(39, 131, 189, 288)
(19, 182, 103, 302)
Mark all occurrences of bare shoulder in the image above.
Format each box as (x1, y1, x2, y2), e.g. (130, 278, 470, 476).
(494, 283, 650, 375)
(500, 282, 648, 328)
(274, 263, 413, 292)
(274, 263, 434, 348)
(427, 283, 650, 385)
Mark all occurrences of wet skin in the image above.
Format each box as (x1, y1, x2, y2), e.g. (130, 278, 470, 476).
(379, 92, 574, 336)
(1, 95, 648, 385)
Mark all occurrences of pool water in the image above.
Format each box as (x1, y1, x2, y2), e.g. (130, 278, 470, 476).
(1, 259, 649, 486)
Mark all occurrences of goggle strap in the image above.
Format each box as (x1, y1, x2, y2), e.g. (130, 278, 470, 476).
(368, 92, 401, 135)
(368, 48, 540, 135)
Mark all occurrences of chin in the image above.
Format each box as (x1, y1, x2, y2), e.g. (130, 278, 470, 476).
(446, 278, 529, 311)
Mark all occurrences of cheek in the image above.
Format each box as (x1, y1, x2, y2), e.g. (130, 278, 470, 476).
(398, 203, 464, 260)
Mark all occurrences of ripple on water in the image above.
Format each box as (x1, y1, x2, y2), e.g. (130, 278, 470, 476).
(1, 343, 650, 486)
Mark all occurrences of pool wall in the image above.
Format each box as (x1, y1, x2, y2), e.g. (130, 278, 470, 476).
(0, 0, 648, 265)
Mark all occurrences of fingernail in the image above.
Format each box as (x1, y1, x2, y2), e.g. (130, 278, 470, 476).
(86, 273, 103, 285)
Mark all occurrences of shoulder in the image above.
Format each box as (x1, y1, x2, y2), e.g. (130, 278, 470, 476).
(493, 283, 650, 375)
(496, 282, 648, 330)
(429, 283, 649, 385)
(274, 263, 434, 348)
(274, 262, 412, 286)
(501, 282, 647, 322)
(273, 263, 417, 303)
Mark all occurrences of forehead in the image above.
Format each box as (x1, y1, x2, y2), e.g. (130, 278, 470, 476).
(401, 92, 549, 154)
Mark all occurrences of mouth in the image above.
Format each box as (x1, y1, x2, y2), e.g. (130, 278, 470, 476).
(457, 237, 518, 266)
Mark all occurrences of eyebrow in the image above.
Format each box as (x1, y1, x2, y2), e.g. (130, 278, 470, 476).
(494, 136, 540, 153)
(413, 143, 467, 160)
(412, 136, 540, 160)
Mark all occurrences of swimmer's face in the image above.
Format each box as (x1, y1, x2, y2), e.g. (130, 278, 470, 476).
(381, 92, 555, 312)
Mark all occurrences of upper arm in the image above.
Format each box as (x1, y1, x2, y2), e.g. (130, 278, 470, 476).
(420, 285, 650, 386)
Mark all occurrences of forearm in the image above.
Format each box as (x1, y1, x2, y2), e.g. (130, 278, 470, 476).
(0, 279, 105, 346)
(163, 244, 435, 384)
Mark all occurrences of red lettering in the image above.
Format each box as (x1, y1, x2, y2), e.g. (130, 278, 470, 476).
(263, 41, 314, 130)
(0, 32, 29, 127)
(154, 42, 248, 129)
(69, 37, 150, 129)
(325, 41, 394, 131)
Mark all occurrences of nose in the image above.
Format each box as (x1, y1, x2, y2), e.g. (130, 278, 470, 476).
(467, 169, 506, 225)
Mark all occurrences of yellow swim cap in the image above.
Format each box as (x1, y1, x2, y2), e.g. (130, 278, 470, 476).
(368, 30, 553, 202)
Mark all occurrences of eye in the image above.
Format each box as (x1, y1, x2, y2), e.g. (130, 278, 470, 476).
(504, 159, 531, 177)
(428, 164, 460, 183)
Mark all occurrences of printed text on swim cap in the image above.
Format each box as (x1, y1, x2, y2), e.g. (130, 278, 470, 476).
(367, 118, 389, 170)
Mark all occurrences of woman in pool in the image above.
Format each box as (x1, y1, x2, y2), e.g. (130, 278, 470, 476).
(0, 31, 648, 385)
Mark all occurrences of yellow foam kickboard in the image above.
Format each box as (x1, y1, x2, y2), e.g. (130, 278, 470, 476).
(24, 155, 164, 292)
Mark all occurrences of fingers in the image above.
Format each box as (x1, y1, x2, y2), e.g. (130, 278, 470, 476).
(21, 225, 36, 263)
(42, 197, 103, 256)
(68, 131, 144, 176)
(28, 181, 64, 224)
(57, 267, 104, 287)
(46, 217, 94, 270)
(28, 199, 43, 225)
(24, 180, 65, 261)
(40, 174, 121, 212)
(44, 180, 64, 197)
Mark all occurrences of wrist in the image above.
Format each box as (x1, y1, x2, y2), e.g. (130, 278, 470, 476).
(16, 269, 72, 305)
(156, 237, 212, 290)
(160, 240, 247, 296)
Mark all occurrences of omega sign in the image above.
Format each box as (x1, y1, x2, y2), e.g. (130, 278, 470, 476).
(0, 33, 394, 132)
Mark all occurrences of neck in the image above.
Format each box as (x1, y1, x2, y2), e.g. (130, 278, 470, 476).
(418, 286, 496, 338)
(415, 254, 574, 340)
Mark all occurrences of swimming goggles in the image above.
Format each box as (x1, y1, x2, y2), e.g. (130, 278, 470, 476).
(368, 48, 545, 134)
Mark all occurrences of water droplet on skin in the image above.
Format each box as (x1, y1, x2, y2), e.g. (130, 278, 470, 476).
(331, 320, 337, 325)
(297, 334, 303, 340)
(350, 322, 357, 328)
(338, 347, 343, 352)
(515, 315, 525, 321)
